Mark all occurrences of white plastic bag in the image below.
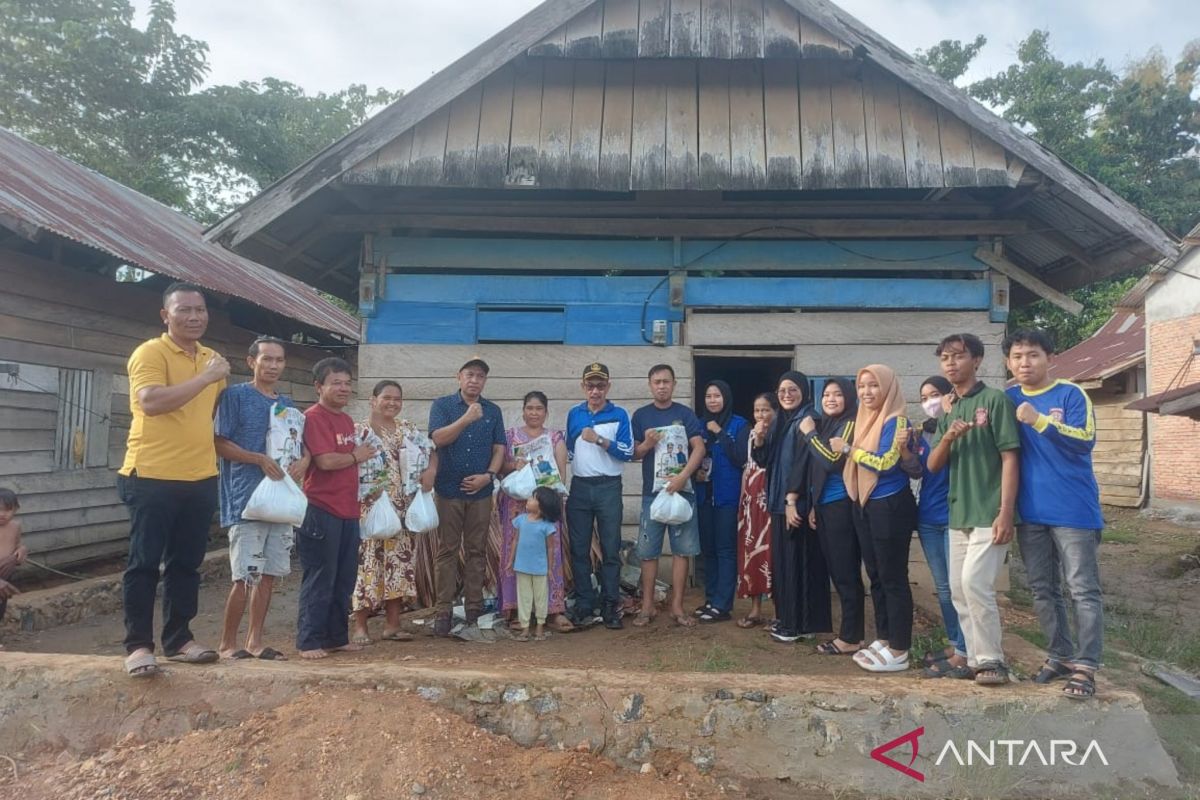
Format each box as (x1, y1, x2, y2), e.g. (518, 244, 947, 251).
(361, 495, 403, 540)
(650, 489, 693, 526)
(404, 490, 439, 533)
(242, 474, 308, 527)
(500, 464, 537, 500)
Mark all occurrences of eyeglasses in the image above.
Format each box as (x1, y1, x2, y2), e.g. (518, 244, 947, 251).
(584, 382, 608, 391)
(777, 387, 801, 396)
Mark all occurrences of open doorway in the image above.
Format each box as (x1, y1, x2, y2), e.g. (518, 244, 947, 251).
(692, 350, 795, 420)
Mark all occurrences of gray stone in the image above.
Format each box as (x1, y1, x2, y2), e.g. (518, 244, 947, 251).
(411, 782, 427, 796)
(714, 689, 734, 700)
(467, 687, 500, 704)
(699, 708, 716, 737)
(615, 693, 644, 723)
(416, 686, 444, 702)
(502, 685, 530, 704)
(690, 745, 715, 774)
(740, 690, 768, 703)
(531, 694, 559, 715)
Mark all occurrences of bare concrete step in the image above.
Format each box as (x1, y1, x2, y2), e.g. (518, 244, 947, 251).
(0, 652, 1179, 798)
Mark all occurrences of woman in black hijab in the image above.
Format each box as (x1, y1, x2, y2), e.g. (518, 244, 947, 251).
(694, 380, 749, 622)
(751, 371, 832, 642)
(798, 378, 865, 654)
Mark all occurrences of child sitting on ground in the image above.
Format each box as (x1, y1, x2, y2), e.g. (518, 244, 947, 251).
(506, 486, 561, 642)
(0, 488, 27, 649)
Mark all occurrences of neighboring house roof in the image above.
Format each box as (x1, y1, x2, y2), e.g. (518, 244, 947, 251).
(0, 127, 359, 340)
(207, 0, 1175, 294)
(1127, 381, 1200, 420)
(1048, 310, 1145, 384)
(1118, 220, 1200, 310)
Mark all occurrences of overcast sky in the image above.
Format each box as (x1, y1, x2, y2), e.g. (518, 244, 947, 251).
(150, 0, 1197, 96)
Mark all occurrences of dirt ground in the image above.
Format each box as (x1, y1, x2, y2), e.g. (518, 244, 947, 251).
(4, 506, 1197, 797)
(6, 687, 733, 800)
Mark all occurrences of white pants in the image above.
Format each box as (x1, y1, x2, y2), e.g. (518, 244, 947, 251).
(949, 527, 1009, 667)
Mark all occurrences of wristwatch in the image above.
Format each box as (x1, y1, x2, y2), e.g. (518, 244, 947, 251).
(841, 443, 852, 455)
(487, 470, 497, 480)
(597, 436, 607, 448)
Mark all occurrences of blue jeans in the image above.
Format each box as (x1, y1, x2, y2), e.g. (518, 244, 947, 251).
(917, 522, 966, 656)
(295, 504, 360, 652)
(566, 476, 623, 617)
(637, 492, 701, 559)
(697, 502, 738, 612)
(1017, 524, 1104, 670)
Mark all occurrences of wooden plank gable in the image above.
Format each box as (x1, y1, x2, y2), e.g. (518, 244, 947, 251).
(339, 0, 1019, 194)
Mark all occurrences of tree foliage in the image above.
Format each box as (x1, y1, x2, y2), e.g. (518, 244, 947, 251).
(0, 0, 398, 222)
(920, 31, 1200, 349)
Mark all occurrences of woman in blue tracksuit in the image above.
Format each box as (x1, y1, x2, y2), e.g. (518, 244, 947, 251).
(694, 380, 749, 623)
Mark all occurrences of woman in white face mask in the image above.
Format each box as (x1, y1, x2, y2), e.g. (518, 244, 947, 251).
(914, 375, 970, 678)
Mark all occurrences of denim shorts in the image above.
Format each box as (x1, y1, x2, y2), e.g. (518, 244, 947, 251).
(637, 492, 701, 560)
(229, 521, 293, 583)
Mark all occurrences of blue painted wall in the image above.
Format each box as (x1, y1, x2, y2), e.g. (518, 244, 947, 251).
(367, 272, 995, 345)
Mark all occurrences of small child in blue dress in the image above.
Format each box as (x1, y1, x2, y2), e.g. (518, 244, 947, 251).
(507, 486, 561, 642)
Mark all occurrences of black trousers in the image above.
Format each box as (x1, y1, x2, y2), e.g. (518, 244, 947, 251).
(853, 488, 916, 651)
(295, 504, 360, 652)
(118, 473, 217, 655)
(770, 513, 832, 635)
(816, 497, 865, 643)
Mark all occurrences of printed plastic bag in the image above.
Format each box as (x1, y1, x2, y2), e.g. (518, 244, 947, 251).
(500, 463, 537, 500)
(513, 434, 566, 494)
(650, 489, 693, 526)
(404, 490, 439, 533)
(361, 495, 403, 540)
(651, 425, 692, 493)
(267, 403, 306, 469)
(242, 474, 308, 527)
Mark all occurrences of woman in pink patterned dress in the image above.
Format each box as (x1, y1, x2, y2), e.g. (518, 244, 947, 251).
(494, 391, 574, 632)
(736, 392, 777, 628)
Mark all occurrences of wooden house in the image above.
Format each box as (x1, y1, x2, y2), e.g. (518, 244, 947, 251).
(1044, 312, 1148, 507)
(1126, 223, 1200, 511)
(207, 0, 1176, 540)
(0, 127, 358, 568)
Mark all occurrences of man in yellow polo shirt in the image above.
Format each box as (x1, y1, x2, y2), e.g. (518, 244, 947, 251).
(118, 282, 230, 677)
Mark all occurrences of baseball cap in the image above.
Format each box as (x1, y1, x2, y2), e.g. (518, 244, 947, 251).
(582, 362, 610, 381)
(459, 356, 490, 374)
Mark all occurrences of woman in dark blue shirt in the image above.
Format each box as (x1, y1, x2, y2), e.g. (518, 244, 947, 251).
(695, 380, 749, 622)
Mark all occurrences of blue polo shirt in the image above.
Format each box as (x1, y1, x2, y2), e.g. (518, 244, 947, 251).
(215, 383, 294, 527)
(428, 391, 505, 499)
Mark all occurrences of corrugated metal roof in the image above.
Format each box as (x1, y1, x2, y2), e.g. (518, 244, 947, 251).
(0, 127, 359, 340)
(1048, 310, 1144, 383)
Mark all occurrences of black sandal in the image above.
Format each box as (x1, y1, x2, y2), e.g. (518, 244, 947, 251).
(816, 640, 859, 655)
(1033, 659, 1073, 684)
(974, 660, 1009, 686)
(1063, 670, 1096, 700)
(922, 660, 975, 679)
(922, 649, 954, 667)
(698, 609, 732, 624)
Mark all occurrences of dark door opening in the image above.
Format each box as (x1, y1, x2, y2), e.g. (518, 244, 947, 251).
(692, 352, 795, 421)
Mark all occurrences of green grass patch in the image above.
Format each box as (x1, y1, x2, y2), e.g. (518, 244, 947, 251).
(1101, 525, 1138, 545)
(1010, 624, 1048, 649)
(1107, 604, 1200, 672)
(1139, 681, 1200, 785)
(699, 643, 741, 672)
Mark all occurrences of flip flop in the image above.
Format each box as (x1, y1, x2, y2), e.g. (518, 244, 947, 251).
(166, 644, 218, 664)
(124, 651, 159, 678)
(735, 615, 764, 629)
(255, 647, 288, 661)
(227, 649, 254, 660)
(671, 614, 697, 628)
(631, 612, 656, 627)
(380, 630, 413, 642)
(351, 633, 373, 646)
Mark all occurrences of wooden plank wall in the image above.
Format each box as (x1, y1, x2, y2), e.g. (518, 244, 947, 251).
(686, 309, 1007, 419)
(358, 344, 695, 544)
(0, 251, 339, 566)
(1091, 392, 1146, 507)
(344, 58, 1013, 192)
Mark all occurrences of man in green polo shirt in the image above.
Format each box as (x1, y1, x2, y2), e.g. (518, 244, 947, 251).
(927, 333, 1020, 686)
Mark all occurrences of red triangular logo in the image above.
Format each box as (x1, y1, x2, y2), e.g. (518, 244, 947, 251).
(870, 726, 925, 782)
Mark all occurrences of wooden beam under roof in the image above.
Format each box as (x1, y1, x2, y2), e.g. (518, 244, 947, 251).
(974, 245, 1083, 315)
(323, 213, 1026, 239)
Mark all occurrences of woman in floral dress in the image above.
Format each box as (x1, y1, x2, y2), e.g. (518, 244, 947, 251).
(351, 380, 436, 644)
(494, 391, 574, 632)
(736, 392, 777, 628)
